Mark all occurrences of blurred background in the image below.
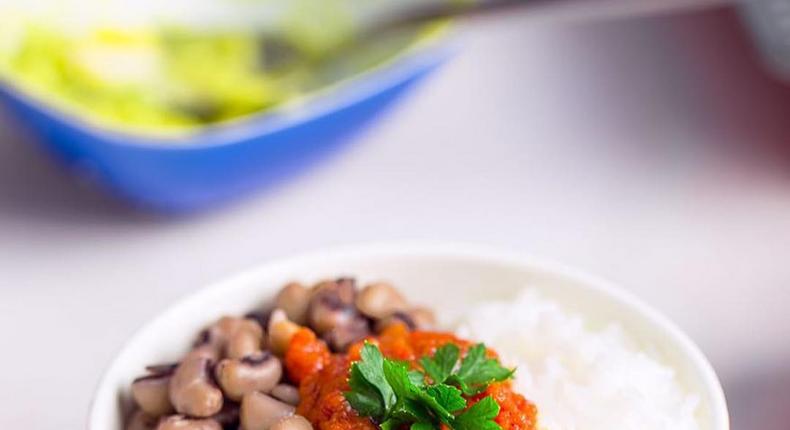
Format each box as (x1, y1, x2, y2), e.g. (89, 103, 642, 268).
(0, 0, 789, 428)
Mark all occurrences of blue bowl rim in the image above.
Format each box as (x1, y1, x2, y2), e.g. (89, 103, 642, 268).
(0, 31, 457, 151)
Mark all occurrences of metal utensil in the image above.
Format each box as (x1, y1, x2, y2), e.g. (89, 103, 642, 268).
(261, 0, 728, 71)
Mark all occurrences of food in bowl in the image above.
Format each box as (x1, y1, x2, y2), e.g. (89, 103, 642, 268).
(0, 7, 442, 135)
(457, 290, 701, 430)
(122, 277, 701, 430)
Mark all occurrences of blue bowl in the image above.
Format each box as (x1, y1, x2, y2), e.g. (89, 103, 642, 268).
(0, 37, 452, 212)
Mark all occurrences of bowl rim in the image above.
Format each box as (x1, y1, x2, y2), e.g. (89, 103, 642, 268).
(87, 240, 729, 429)
(0, 29, 456, 150)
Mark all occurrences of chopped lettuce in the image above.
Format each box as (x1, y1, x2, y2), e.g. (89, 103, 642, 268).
(0, 3, 440, 135)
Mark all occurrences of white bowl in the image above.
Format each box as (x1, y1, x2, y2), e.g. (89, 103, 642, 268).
(88, 242, 729, 429)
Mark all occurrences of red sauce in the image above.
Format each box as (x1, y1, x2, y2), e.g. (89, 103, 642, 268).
(285, 323, 538, 430)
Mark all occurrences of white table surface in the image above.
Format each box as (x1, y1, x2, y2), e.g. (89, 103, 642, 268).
(1, 5, 788, 429)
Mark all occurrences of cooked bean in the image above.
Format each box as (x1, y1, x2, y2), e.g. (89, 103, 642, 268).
(375, 312, 414, 333)
(216, 317, 265, 359)
(322, 316, 370, 352)
(145, 363, 179, 375)
(308, 295, 357, 336)
(274, 282, 312, 325)
(169, 357, 224, 418)
(215, 351, 283, 401)
(375, 307, 436, 333)
(244, 311, 271, 331)
(312, 278, 356, 305)
(209, 402, 240, 428)
(307, 279, 361, 333)
(189, 317, 265, 362)
(305, 278, 370, 350)
(132, 371, 174, 417)
(270, 415, 313, 430)
(268, 309, 300, 356)
(214, 316, 243, 334)
(355, 282, 407, 319)
(226, 321, 265, 359)
(270, 384, 300, 406)
(156, 415, 222, 430)
(240, 392, 295, 430)
(409, 306, 436, 329)
(189, 329, 223, 361)
(126, 410, 157, 430)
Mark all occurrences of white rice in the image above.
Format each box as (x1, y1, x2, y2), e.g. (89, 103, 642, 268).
(455, 289, 700, 430)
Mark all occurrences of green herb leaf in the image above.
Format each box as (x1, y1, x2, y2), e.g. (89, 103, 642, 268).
(344, 342, 513, 430)
(416, 388, 457, 424)
(456, 344, 487, 379)
(345, 365, 386, 418)
(454, 396, 503, 430)
(357, 343, 397, 411)
(409, 370, 426, 388)
(399, 398, 435, 423)
(383, 359, 418, 400)
(380, 418, 404, 430)
(420, 343, 460, 384)
(425, 384, 466, 413)
(453, 344, 515, 395)
(345, 390, 384, 419)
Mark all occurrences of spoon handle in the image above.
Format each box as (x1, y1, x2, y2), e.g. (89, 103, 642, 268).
(364, 0, 729, 33)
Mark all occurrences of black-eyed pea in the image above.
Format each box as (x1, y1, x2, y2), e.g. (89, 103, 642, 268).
(226, 320, 265, 359)
(308, 297, 357, 336)
(145, 363, 179, 375)
(132, 371, 175, 418)
(355, 282, 408, 319)
(240, 392, 295, 430)
(215, 351, 283, 401)
(268, 309, 301, 356)
(306, 279, 364, 337)
(321, 316, 370, 352)
(409, 306, 436, 329)
(312, 278, 357, 305)
(270, 384, 300, 406)
(156, 415, 222, 430)
(126, 410, 157, 430)
(275, 282, 312, 325)
(189, 329, 223, 361)
(209, 402, 240, 428)
(270, 415, 313, 430)
(168, 357, 224, 418)
(374, 306, 436, 333)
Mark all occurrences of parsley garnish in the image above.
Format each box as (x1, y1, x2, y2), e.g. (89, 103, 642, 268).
(451, 344, 516, 395)
(419, 344, 459, 385)
(344, 343, 514, 430)
(454, 396, 502, 430)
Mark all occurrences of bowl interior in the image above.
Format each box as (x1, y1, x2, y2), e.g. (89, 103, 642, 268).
(89, 244, 728, 429)
(0, 23, 448, 140)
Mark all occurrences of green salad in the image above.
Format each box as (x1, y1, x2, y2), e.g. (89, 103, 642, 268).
(0, 9, 442, 135)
